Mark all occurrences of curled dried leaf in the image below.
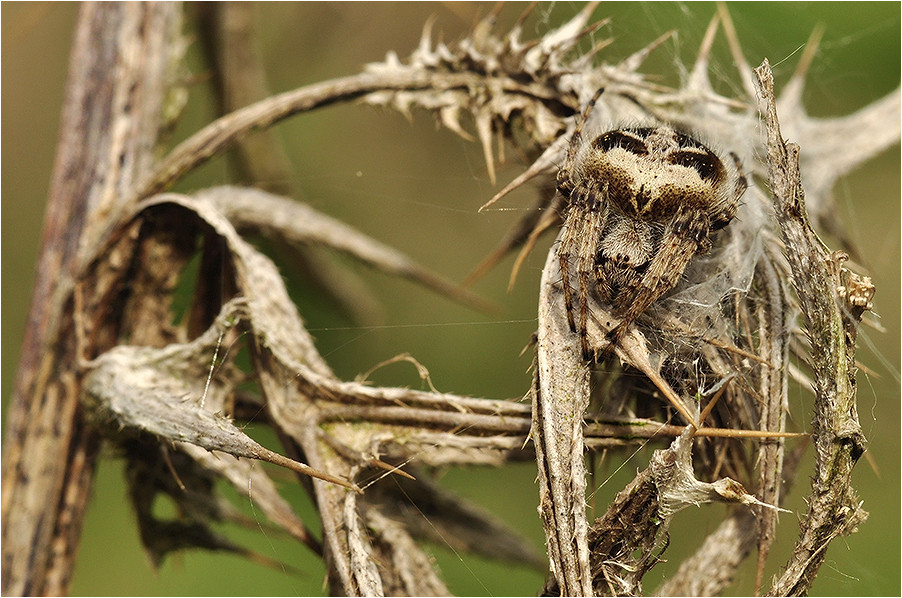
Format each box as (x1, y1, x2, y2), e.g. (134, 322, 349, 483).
(82, 300, 359, 492)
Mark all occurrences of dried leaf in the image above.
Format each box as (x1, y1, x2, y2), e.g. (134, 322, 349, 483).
(533, 239, 593, 596)
(197, 186, 493, 312)
(82, 300, 358, 492)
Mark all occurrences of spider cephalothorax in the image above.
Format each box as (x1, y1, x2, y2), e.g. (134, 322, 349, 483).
(556, 92, 747, 358)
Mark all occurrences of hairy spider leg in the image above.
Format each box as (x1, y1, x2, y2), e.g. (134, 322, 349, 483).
(576, 213, 597, 360)
(556, 87, 606, 348)
(580, 197, 609, 359)
(558, 203, 583, 332)
(609, 206, 710, 341)
(558, 189, 609, 360)
(556, 87, 605, 196)
(577, 234, 596, 360)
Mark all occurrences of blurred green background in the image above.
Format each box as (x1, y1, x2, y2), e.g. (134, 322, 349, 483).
(2, 2, 898, 596)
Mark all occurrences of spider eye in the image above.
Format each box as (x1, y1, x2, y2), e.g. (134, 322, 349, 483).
(593, 131, 648, 155)
(668, 150, 724, 182)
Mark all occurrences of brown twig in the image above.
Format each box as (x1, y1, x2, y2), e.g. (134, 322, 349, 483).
(755, 59, 872, 597)
(1, 4, 183, 594)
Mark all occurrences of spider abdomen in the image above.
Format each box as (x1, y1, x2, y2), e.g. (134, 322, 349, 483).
(599, 218, 654, 269)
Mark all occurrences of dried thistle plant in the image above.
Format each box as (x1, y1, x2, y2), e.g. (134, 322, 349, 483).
(3, 3, 898, 597)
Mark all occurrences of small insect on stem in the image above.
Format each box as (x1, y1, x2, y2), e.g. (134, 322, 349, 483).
(555, 88, 747, 359)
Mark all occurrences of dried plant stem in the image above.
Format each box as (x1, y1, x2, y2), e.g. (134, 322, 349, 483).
(533, 244, 594, 596)
(755, 60, 872, 597)
(318, 403, 791, 448)
(134, 69, 533, 201)
(195, 2, 296, 196)
(753, 255, 791, 594)
(1, 4, 182, 594)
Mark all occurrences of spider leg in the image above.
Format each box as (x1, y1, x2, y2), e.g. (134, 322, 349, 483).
(563, 198, 607, 360)
(557, 87, 606, 195)
(553, 87, 607, 359)
(581, 202, 608, 359)
(558, 208, 583, 333)
(610, 208, 709, 340)
(557, 195, 608, 360)
(578, 250, 594, 360)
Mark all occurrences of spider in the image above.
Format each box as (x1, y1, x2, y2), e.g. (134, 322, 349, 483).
(556, 90, 747, 360)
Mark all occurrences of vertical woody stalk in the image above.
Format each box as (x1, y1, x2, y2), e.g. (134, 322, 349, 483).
(1, 3, 182, 594)
(755, 60, 873, 597)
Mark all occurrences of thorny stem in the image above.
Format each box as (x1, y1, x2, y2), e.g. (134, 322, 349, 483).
(133, 69, 562, 201)
(755, 60, 872, 597)
(317, 403, 803, 444)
